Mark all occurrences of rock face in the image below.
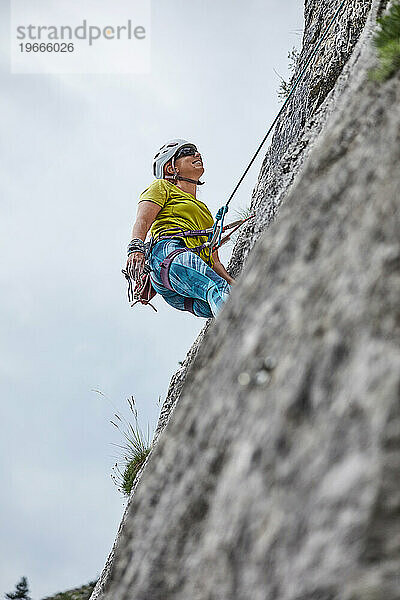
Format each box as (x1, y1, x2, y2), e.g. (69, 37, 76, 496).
(92, 0, 400, 598)
(230, 0, 374, 272)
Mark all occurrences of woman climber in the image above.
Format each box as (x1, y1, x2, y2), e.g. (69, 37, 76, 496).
(125, 139, 235, 318)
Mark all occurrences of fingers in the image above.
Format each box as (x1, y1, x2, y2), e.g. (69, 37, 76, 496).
(126, 254, 135, 279)
(126, 252, 145, 282)
(127, 255, 134, 279)
(134, 255, 145, 282)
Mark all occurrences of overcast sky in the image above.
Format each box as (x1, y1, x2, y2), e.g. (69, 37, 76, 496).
(1, 1, 303, 597)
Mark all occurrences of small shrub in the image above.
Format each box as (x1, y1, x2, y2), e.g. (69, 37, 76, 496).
(277, 47, 301, 102)
(110, 395, 152, 497)
(234, 206, 253, 221)
(370, 1, 400, 81)
(121, 447, 151, 496)
(219, 206, 253, 247)
(41, 581, 97, 600)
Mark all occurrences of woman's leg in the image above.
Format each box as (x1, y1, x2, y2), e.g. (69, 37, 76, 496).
(167, 250, 230, 317)
(149, 284, 214, 318)
(150, 239, 230, 318)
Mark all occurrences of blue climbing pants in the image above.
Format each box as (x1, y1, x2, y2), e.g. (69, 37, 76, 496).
(149, 238, 231, 318)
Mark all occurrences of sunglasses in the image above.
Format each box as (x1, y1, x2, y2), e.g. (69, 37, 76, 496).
(174, 145, 198, 160)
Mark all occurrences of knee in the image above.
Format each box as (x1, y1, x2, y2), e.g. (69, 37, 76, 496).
(206, 281, 230, 313)
(210, 279, 230, 299)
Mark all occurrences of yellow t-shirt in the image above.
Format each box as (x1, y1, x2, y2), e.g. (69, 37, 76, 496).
(138, 179, 214, 266)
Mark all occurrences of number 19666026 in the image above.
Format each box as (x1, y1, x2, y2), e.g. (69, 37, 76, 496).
(19, 42, 74, 52)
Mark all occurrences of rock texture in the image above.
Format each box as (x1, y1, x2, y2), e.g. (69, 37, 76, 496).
(92, 0, 400, 598)
(231, 0, 374, 272)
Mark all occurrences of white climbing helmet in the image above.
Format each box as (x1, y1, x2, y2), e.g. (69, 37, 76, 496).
(153, 139, 196, 179)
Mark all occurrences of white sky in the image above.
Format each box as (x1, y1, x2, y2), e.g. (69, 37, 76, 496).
(1, 1, 303, 597)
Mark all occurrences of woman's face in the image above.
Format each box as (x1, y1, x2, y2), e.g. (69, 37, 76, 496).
(172, 149, 204, 180)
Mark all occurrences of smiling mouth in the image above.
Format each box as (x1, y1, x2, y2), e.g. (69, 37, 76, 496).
(192, 159, 203, 166)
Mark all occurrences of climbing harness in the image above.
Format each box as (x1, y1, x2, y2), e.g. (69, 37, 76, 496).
(156, 214, 254, 294)
(153, 214, 255, 254)
(123, 214, 254, 309)
(124, 0, 347, 311)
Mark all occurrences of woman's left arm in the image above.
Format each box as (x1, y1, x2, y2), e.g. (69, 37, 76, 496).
(211, 249, 236, 285)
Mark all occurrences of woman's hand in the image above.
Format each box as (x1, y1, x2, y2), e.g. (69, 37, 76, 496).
(212, 248, 236, 286)
(126, 201, 162, 282)
(127, 251, 146, 282)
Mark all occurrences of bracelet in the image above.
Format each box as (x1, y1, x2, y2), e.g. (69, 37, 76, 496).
(127, 238, 145, 255)
(128, 238, 145, 247)
(127, 249, 145, 256)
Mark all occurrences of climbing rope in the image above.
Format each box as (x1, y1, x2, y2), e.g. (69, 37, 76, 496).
(213, 0, 348, 236)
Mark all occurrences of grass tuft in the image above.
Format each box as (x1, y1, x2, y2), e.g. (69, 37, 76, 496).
(277, 47, 301, 102)
(234, 206, 253, 221)
(110, 396, 152, 497)
(93, 389, 153, 497)
(221, 206, 253, 247)
(121, 448, 151, 495)
(370, 2, 400, 81)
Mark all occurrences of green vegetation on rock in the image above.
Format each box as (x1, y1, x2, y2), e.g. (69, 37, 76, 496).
(121, 446, 151, 496)
(110, 396, 152, 497)
(41, 581, 97, 600)
(370, 1, 400, 81)
(277, 47, 300, 102)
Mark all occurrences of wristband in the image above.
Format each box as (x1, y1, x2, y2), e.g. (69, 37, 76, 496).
(127, 248, 145, 256)
(127, 238, 145, 255)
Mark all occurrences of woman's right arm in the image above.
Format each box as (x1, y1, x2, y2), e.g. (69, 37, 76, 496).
(127, 201, 162, 281)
